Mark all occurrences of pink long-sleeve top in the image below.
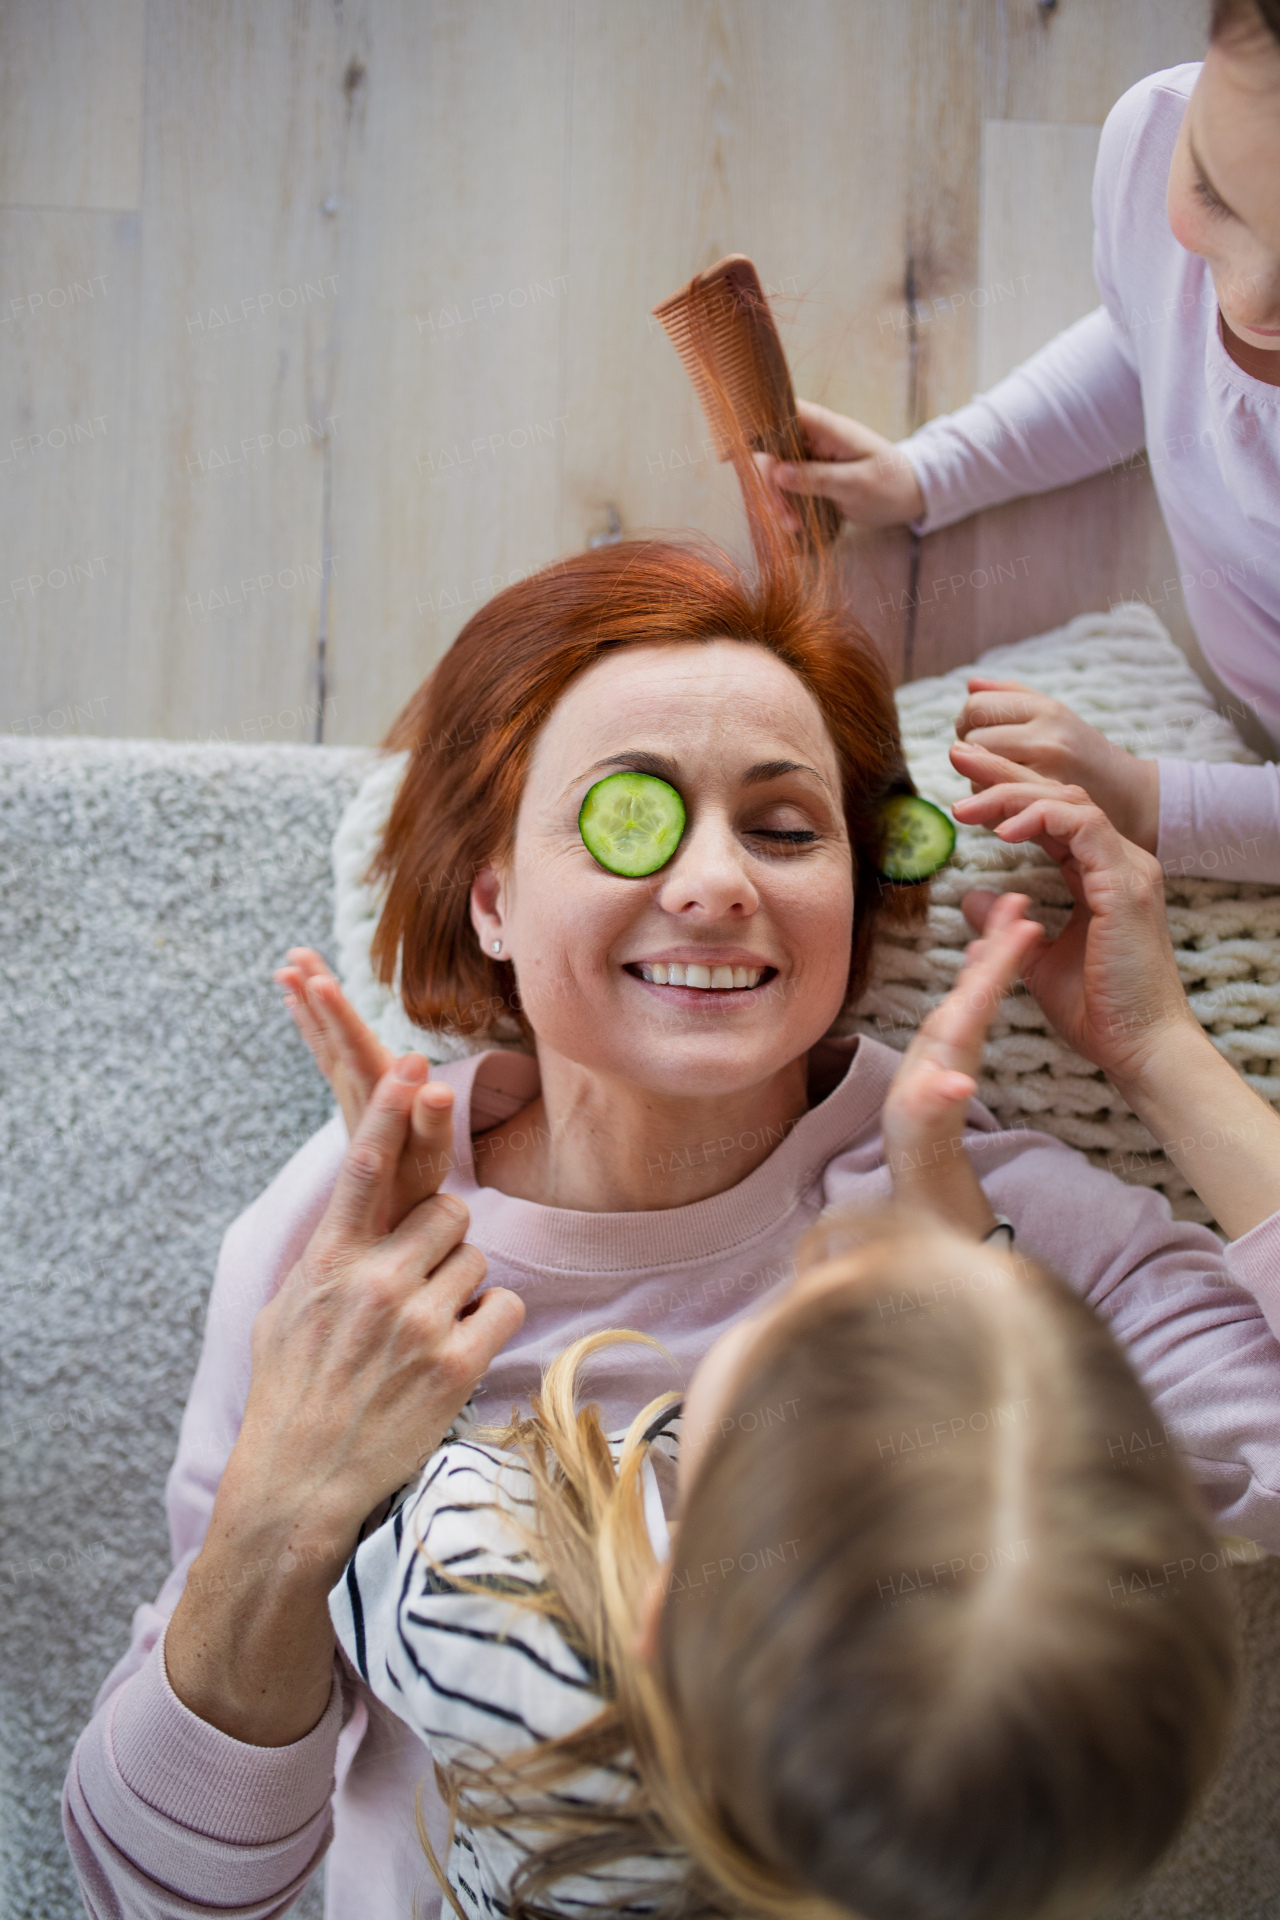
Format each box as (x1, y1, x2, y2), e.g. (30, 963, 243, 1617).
(63, 1035, 1280, 1920)
(899, 63, 1280, 881)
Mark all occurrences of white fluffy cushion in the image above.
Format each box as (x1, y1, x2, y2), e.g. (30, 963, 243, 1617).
(332, 603, 1278, 1224)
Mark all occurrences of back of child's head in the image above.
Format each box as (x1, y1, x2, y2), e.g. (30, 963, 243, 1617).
(656, 1212, 1237, 1919)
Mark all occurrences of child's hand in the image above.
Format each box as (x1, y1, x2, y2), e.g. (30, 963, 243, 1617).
(952, 774, 1195, 1093)
(757, 399, 926, 532)
(275, 948, 454, 1221)
(952, 678, 1160, 853)
(881, 893, 1044, 1237)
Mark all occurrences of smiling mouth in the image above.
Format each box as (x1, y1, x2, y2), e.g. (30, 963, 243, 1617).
(626, 962, 773, 991)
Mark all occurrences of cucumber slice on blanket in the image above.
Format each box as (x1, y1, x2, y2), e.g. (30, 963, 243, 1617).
(579, 771, 687, 877)
(876, 794, 956, 884)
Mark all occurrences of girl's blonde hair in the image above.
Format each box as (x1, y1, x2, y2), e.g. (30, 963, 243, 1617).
(421, 1211, 1237, 1919)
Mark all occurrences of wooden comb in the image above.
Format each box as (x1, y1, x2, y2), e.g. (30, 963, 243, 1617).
(652, 254, 842, 551)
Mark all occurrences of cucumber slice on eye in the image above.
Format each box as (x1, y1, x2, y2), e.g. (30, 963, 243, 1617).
(876, 794, 956, 884)
(579, 771, 687, 877)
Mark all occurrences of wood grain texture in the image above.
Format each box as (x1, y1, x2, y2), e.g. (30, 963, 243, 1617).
(987, 0, 1206, 124)
(0, 210, 138, 733)
(0, 1, 1229, 737)
(323, 0, 571, 746)
(0, 0, 146, 211)
(902, 0, 1210, 690)
(560, 0, 918, 569)
(977, 120, 1101, 389)
(122, 0, 345, 742)
(902, 0, 989, 427)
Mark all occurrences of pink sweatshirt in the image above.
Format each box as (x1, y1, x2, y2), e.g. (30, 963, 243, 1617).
(63, 1035, 1280, 1919)
(899, 64, 1280, 881)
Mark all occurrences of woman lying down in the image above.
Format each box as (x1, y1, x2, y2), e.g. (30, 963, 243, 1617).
(303, 789, 1280, 1918)
(64, 507, 1280, 1920)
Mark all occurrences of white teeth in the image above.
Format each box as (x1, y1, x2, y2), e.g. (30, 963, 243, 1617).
(635, 962, 766, 990)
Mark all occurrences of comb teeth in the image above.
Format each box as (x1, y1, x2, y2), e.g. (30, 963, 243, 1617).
(653, 255, 841, 550)
(653, 257, 801, 463)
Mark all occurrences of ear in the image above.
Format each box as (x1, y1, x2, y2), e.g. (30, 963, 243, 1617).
(632, 1553, 671, 1664)
(469, 862, 507, 954)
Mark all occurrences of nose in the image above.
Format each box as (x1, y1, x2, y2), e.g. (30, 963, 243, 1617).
(653, 812, 760, 920)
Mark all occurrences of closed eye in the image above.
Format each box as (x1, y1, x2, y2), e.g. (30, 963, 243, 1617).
(750, 828, 819, 846)
(1193, 167, 1234, 221)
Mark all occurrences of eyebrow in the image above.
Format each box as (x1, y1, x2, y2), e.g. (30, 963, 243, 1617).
(742, 758, 824, 786)
(575, 750, 681, 786)
(570, 752, 828, 793)
(1188, 130, 1238, 219)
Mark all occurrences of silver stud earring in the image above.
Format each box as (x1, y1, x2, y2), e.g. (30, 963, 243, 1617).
(492, 939, 502, 954)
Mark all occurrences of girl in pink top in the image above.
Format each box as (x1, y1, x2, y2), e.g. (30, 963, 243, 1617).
(768, 3, 1280, 878)
(62, 523, 1280, 1918)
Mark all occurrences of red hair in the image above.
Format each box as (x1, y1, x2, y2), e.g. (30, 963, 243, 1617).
(372, 536, 924, 1040)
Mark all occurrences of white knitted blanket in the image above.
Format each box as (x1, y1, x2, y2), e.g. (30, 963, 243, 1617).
(333, 605, 1276, 1225)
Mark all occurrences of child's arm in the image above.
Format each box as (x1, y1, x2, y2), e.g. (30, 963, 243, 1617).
(761, 306, 1144, 534)
(956, 769, 1280, 1240)
(880, 892, 1044, 1238)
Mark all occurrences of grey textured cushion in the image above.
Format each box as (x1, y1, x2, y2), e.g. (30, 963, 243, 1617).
(2, 733, 1279, 1920)
(0, 736, 366, 1920)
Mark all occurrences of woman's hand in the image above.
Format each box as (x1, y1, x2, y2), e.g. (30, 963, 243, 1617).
(165, 1055, 526, 1747)
(953, 680, 1160, 852)
(952, 762, 1195, 1087)
(756, 399, 926, 532)
(881, 891, 1044, 1237)
(276, 947, 393, 1130)
(277, 947, 452, 1212)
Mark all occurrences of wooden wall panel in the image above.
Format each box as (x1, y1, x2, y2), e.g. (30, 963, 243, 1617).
(989, 0, 1207, 123)
(902, 0, 990, 427)
(560, 0, 919, 568)
(121, 1, 345, 743)
(0, 0, 146, 211)
(0, 0, 1236, 738)
(976, 121, 1100, 389)
(0, 211, 138, 734)
(323, 0, 571, 746)
(909, 0, 1208, 690)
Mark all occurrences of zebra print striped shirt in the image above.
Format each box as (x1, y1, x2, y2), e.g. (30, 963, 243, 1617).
(330, 1412, 682, 1917)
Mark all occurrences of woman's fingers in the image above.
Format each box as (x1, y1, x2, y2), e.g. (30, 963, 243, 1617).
(449, 1286, 526, 1360)
(320, 1055, 429, 1246)
(276, 964, 336, 1071)
(408, 1080, 454, 1194)
(311, 973, 393, 1092)
(392, 1236, 489, 1326)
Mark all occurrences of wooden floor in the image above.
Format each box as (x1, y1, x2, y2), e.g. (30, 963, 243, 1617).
(0, 0, 1214, 748)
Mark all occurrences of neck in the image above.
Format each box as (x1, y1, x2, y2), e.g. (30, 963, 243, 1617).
(471, 1049, 812, 1211)
(1220, 311, 1280, 387)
